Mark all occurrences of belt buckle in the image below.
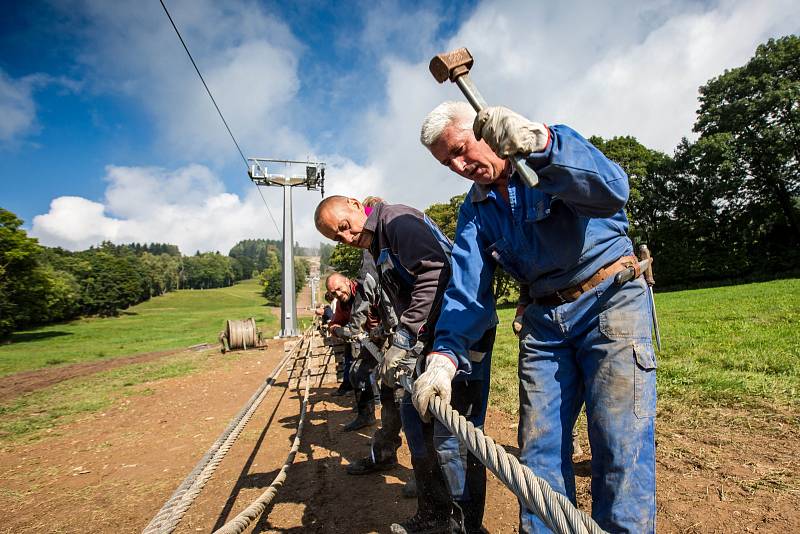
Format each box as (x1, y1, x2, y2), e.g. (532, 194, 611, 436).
(555, 289, 569, 303)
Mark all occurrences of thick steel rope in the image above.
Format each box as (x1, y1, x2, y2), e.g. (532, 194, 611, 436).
(399, 374, 607, 534)
(213, 331, 314, 534)
(142, 328, 311, 534)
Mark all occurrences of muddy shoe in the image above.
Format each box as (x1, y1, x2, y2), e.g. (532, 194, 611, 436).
(346, 455, 397, 475)
(390, 511, 459, 534)
(343, 412, 375, 432)
(401, 476, 417, 498)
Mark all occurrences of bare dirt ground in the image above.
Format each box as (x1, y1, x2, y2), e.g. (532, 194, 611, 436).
(0, 340, 798, 533)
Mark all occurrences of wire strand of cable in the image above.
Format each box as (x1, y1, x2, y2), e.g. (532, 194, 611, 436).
(158, 0, 281, 236)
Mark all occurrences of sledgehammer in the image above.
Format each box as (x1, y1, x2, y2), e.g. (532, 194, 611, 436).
(429, 47, 540, 188)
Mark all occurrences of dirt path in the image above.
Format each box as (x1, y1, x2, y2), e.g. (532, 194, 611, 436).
(0, 345, 210, 403)
(0, 340, 798, 533)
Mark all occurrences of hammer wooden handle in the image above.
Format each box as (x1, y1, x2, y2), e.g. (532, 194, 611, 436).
(433, 48, 540, 188)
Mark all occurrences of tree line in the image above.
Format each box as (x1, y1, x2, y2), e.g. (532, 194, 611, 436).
(0, 218, 309, 337)
(328, 36, 799, 296)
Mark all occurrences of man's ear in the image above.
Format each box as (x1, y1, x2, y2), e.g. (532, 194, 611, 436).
(347, 197, 363, 211)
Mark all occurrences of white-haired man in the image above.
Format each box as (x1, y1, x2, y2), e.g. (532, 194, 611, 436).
(414, 102, 656, 533)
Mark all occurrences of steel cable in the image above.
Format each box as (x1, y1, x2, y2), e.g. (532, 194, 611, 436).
(142, 329, 310, 534)
(213, 329, 315, 534)
(398, 375, 607, 534)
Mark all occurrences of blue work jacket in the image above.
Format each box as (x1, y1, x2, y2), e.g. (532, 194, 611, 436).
(433, 124, 634, 373)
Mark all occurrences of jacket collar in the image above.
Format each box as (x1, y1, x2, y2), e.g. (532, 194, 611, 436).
(364, 202, 384, 256)
(469, 183, 492, 203)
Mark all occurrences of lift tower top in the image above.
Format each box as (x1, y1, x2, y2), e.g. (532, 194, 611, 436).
(248, 158, 326, 338)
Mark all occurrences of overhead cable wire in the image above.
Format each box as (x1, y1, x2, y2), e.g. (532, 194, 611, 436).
(158, 0, 281, 236)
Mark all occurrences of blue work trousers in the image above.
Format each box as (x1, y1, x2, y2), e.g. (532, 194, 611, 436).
(517, 276, 656, 534)
(434, 377, 490, 532)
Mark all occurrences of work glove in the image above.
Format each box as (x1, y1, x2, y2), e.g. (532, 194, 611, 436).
(380, 345, 417, 389)
(473, 106, 549, 158)
(512, 304, 526, 337)
(368, 324, 387, 342)
(412, 352, 457, 422)
(332, 325, 355, 339)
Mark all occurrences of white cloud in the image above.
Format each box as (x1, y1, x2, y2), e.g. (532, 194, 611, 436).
(29, 0, 799, 250)
(0, 70, 38, 143)
(30, 164, 284, 253)
(0, 68, 82, 146)
(343, 0, 800, 221)
(71, 0, 310, 160)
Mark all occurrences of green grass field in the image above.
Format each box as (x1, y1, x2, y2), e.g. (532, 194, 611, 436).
(0, 279, 277, 377)
(489, 278, 800, 414)
(1, 277, 797, 442)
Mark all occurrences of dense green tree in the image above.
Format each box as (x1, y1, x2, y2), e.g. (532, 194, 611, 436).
(588, 135, 674, 244)
(0, 209, 81, 333)
(182, 252, 236, 289)
(259, 247, 308, 305)
(319, 242, 335, 272)
(424, 194, 517, 302)
(694, 35, 800, 245)
(327, 243, 362, 278)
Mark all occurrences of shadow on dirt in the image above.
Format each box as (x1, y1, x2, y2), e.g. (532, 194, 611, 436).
(211, 384, 415, 534)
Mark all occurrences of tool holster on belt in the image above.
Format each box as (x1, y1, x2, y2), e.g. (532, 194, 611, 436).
(534, 254, 640, 306)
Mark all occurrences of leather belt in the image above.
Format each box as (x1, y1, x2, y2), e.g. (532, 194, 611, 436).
(534, 255, 640, 306)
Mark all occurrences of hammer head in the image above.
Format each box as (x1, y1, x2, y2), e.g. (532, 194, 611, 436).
(429, 47, 474, 83)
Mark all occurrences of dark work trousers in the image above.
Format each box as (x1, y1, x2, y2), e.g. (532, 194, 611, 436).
(434, 378, 490, 532)
(340, 342, 353, 390)
(400, 390, 453, 520)
(432, 329, 494, 531)
(371, 383, 404, 463)
(349, 347, 378, 416)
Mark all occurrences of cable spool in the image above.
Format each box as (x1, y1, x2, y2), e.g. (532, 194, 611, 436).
(222, 318, 260, 351)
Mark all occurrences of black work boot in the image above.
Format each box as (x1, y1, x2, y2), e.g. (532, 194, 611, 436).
(389, 506, 464, 534)
(345, 454, 397, 475)
(401, 475, 418, 498)
(343, 400, 376, 432)
(332, 381, 352, 396)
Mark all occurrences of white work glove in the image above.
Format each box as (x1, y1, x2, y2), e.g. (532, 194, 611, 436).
(473, 106, 549, 158)
(412, 352, 457, 422)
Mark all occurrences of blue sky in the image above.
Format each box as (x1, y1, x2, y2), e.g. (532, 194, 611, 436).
(1, 0, 798, 253)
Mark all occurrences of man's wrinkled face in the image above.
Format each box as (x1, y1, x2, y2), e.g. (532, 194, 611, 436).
(326, 276, 352, 303)
(318, 198, 373, 249)
(429, 122, 508, 185)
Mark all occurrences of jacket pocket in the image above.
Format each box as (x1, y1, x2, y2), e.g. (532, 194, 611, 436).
(486, 238, 527, 282)
(633, 342, 657, 418)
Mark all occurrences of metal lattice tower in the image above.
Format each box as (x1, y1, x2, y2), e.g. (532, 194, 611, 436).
(248, 158, 325, 337)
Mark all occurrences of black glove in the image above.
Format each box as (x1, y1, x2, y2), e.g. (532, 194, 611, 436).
(369, 325, 387, 342)
(332, 325, 355, 339)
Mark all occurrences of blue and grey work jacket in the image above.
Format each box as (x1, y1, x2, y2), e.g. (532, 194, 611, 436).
(433, 124, 634, 374)
(364, 202, 495, 375)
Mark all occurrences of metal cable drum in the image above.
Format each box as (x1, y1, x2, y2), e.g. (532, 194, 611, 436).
(225, 318, 258, 350)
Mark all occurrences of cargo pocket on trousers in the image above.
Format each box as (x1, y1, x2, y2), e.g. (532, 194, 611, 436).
(634, 342, 657, 418)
